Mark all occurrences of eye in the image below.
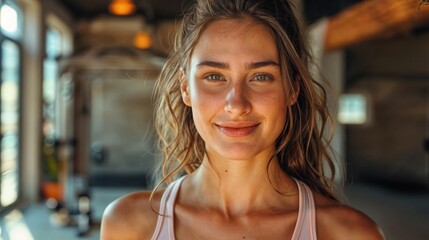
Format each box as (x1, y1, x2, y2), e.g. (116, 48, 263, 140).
(252, 74, 273, 82)
(204, 74, 225, 81)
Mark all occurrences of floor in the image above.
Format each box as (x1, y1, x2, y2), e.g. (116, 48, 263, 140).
(0, 187, 137, 240)
(1, 180, 428, 240)
(344, 181, 429, 240)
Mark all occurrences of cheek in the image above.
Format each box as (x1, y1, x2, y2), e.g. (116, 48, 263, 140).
(189, 81, 225, 110)
(274, 105, 287, 130)
(190, 94, 221, 120)
(189, 98, 215, 144)
(260, 90, 287, 111)
(188, 87, 216, 123)
(262, 92, 287, 128)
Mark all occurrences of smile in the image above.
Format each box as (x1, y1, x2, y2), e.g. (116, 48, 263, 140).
(215, 123, 260, 137)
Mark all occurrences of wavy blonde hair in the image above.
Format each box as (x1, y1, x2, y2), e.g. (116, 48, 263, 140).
(153, 0, 338, 200)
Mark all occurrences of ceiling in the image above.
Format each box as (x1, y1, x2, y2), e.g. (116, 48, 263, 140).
(57, 0, 195, 22)
(56, 0, 361, 23)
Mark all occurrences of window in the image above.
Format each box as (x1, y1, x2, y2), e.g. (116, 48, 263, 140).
(0, 1, 22, 208)
(43, 14, 72, 141)
(43, 27, 62, 139)
(41, 15, 72, 194)
(338, 94, 369, 125)
(1, 3, 22, 39)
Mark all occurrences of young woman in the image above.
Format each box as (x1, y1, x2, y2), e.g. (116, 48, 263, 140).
(101, 0, 385, 239)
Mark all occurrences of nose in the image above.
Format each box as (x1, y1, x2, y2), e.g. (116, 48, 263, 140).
(224, 84, 251, 115)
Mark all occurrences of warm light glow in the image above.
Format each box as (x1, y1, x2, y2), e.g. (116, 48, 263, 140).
(109, 0, 136, 16)
(133, 31, 152, 49)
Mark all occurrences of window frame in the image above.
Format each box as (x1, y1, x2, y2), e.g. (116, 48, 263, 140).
(0, 0, 24, 212)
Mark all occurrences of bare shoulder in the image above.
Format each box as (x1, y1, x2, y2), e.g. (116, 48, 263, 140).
(100, 189, 164, 240)
(313, 192, 385, 240)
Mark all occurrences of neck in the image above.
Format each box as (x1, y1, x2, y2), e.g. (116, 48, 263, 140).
(189, 154, 297, 218)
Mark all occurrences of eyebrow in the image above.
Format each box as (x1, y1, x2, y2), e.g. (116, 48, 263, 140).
(196, 60, 279, 69)
(196, 61, 228, 69)
(248, 60, 279, 69)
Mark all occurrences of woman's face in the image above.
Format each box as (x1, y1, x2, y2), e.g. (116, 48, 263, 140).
(181, 19, 296, 161)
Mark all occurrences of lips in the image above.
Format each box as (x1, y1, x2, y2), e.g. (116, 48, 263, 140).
(215, 122, 260, 137)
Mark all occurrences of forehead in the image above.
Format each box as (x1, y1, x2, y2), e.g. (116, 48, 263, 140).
(190, 18, 279, 64)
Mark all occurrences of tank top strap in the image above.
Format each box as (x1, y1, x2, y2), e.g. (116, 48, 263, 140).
(291, 179, 317, 240)
(151, 176, 186, 240)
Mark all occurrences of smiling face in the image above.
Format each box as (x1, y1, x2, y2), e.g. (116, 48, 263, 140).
(181, 18, 297, 162)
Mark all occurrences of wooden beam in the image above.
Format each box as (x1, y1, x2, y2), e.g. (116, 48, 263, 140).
(325, 0, 429, 52)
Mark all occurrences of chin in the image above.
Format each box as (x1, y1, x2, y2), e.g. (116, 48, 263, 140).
(209, 143, 273, 161)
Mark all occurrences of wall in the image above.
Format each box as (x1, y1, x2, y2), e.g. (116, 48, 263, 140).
(345, 30, 429, 187)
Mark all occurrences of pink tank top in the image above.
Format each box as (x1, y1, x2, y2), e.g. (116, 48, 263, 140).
(151, 176, 317, 240)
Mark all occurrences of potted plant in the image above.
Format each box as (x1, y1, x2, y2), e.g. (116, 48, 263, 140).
(41, 138, 63, 201)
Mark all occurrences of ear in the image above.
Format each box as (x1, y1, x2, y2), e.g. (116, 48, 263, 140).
(179, 69, 192, 106)
(289, 77, 300, 105)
